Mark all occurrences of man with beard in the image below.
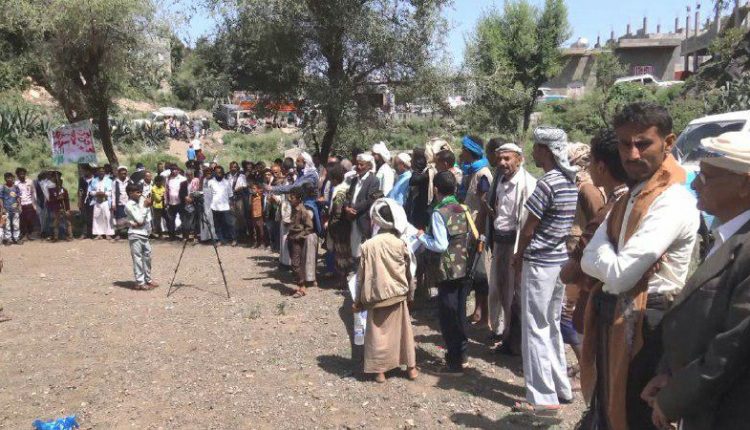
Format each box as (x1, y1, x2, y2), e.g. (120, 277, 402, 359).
(512, 127, 577, 415)
(208, 165, 236, 246)
(345, 153, 380, 265)
(580, 103, 700, 429)
(485, 142, 537, 355)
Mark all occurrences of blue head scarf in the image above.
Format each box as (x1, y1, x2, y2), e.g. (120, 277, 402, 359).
(460, 135, 490, 176)
(458, 135, 490, 200)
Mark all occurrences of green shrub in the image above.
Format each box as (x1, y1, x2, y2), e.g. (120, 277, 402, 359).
(220, 129, 301, 164)
(125, 152, 180, 170)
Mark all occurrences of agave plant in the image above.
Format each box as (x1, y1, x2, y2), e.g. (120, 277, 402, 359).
(109, 117, 133, 144)
(14, 107, 40, 136)
(0, 107, 45, 155)
(135, 123, 167, 148)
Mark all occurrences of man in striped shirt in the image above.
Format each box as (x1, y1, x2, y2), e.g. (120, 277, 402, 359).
(512, 127, 579, 415)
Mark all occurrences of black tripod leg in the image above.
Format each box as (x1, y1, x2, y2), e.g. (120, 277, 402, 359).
(203, 207, 231, 299)
(167, 238, 190, 297)
(211, 241, 231, 298)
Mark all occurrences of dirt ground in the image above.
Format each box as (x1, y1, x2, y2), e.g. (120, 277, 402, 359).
(0, 240, 584, 429)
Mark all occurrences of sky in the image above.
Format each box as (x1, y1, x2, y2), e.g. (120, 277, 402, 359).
(442, 0, 698, 64)
(184, 0, 701, 65)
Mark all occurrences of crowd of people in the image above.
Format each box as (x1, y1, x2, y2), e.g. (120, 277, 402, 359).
(2, 101, 750, 429)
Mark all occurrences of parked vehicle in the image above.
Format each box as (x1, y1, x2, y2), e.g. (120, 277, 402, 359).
(132, 107, 190, 129)
(536, 87, 567, 102)
(673, 110, 750, 232)
(614, 74, 682, 88)
(673, 110, 750, 166)
(213, 104, 254, 130)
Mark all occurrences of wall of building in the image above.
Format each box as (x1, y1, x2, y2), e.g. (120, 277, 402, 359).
(543, 42, 683, 94)
(544, 52, 597, 94)
(614, 45, 681, 81)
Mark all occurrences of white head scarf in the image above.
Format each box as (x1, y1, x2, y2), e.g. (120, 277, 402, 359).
(533, 126, 578, 181)
(372, 141, 392, 162)
(300, 151, 317, 176)
(396, 152, 412, 169)
(370, 197, 408, 235)
(369, 197, 418, 280)
(357, 152, 376, 173)
(425, 138, 452, 165)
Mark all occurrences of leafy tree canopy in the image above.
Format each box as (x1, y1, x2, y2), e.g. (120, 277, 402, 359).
(207, 0, 449, 159)
(464, 0, 569, 134)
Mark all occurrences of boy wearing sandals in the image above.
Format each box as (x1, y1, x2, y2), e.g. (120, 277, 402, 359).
(286, 186, 315, 298)
(124, 183, 158, 291)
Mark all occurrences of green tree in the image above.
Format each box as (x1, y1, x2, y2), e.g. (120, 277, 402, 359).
(211, 0, 449, 160)
(5, 0, 158, 165)
(465, 0, 570, 133)
(594, 51, 628, 91)
(171, 38, 232, 110)
(709, 27, 746, 61)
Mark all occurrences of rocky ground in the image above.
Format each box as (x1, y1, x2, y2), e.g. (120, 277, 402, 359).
(0, 240, 584, 429)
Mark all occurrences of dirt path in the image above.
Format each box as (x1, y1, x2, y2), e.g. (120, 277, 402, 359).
(165, 130, 229, 162)
(0, 241, 583, 429)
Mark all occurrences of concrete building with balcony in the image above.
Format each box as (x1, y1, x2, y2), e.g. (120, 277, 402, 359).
(544, 18, 686, 97)
(544, 1, 750, 98)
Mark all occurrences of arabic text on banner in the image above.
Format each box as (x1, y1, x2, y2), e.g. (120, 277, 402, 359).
(48, 121, 97, 166)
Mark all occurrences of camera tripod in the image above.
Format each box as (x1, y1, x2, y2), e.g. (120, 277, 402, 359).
(167, 203, 230, 298)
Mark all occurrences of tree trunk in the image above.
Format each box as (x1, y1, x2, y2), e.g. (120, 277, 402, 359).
(320, 108, 340, 162)
(522, 99, 536, 132)
(95, 110, 118, 166)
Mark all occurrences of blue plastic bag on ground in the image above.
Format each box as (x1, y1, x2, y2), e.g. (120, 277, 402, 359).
(32, 415, 79, 430)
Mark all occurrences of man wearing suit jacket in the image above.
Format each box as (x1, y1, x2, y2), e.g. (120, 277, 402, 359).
(346, 153, 380, 263)
(485, 142, 537, 355)
(641, 132, 750, 430)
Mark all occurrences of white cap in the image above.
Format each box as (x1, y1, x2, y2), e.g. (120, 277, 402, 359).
(700, 132, 750, 174)
(496, 143, 523, 154)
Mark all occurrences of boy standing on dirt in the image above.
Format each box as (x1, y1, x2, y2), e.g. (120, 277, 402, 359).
(249, 181, 266, 248)
(150, 176, 166, 239)
(47, 175, 73, 241)
(287, 186, 315, 298)
(417, 171, 478, 375)
(0, 172, 21, 245)
(124, 183, 158, 290)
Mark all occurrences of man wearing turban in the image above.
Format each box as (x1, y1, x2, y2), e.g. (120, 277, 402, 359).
(388, 153, 412, 206)
(346, 153, 381, 262)
(372, 142, 395, 196)
(458, 135, 493, 328)
(512, 126, 578, 414)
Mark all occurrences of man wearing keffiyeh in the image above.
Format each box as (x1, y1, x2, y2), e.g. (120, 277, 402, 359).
(511, 126, 578, 415)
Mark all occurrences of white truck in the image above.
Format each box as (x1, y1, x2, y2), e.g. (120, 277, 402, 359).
(614, 74, 682, 88)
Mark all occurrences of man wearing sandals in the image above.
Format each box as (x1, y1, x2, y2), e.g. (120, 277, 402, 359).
(512, 126, 578, 415)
